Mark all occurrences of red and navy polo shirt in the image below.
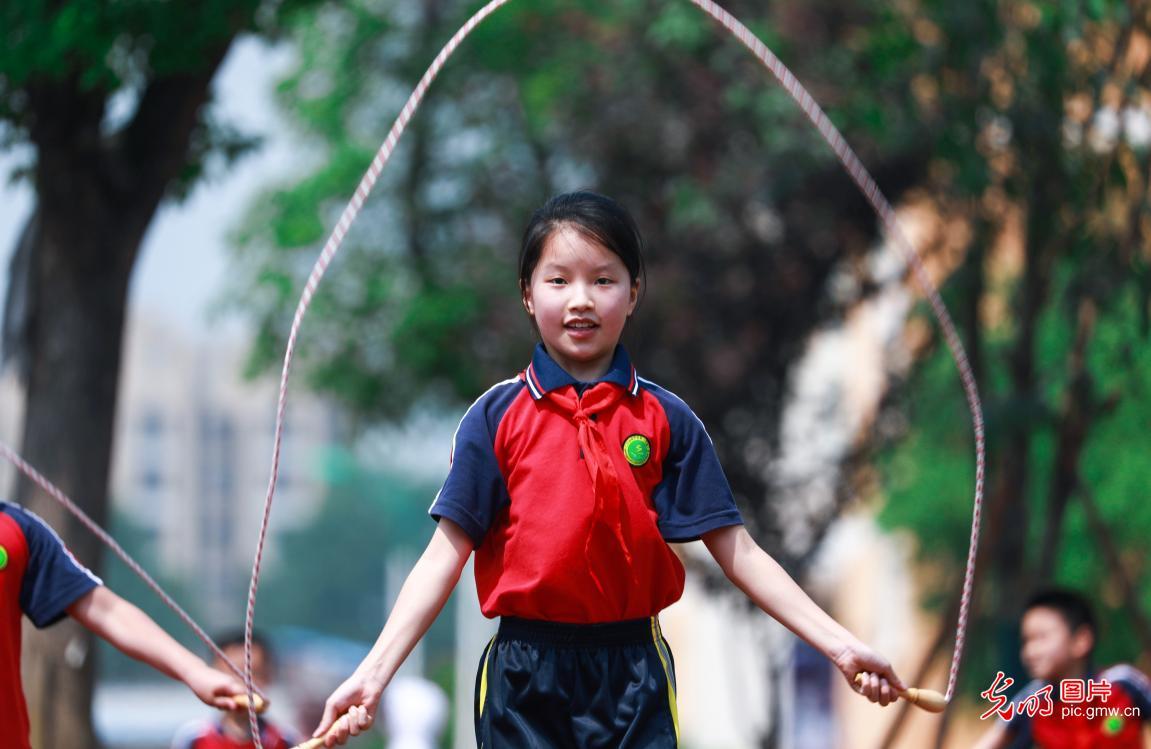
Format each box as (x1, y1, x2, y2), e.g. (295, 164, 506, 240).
(171, 717, 297, 749)
(429, 344, 743, 623)
(1, 501, 102, 748)
(1004, 665, 1151, 747)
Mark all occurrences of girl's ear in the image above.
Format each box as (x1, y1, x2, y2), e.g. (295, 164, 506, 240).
(522, 280, 535, 316)
(627, 279, 639, 316)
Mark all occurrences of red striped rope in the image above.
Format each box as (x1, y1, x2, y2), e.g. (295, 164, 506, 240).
(201, 0, 983, 740)
(241, 2, 516, 741)
(244, 2, 987, 739)
(0, 1, 987, 741)
(0, 1, 987, 740)
(688, 0, 985, 706)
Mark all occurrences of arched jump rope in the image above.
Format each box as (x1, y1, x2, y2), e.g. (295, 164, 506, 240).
(0, 1, 983, 746)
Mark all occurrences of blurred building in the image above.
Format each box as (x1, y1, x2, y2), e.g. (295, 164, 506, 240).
(110, 312, 341, 625)
(0, 367, 22, 492)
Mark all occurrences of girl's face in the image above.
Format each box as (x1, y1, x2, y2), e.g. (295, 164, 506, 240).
(523, 225, 638, 383)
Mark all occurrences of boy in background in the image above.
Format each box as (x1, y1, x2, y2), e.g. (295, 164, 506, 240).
(171, 630, 300, 749)
(974, 588, 1151, 748)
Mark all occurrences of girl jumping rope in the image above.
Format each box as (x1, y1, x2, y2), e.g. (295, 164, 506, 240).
(311, 190, 907, 746)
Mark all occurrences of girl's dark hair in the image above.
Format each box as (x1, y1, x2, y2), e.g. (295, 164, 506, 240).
(518, 191, 646, 290)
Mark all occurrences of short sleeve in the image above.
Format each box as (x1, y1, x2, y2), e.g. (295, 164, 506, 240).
(428, 380, 521, 546)
(647, 384, 743, 542)
(1118, 677, 1151, 714)
(1002, 679, 1041, 739)
(169, 720, 210, 749)
(15, 506, 102, 628)
(1102, 665, 1151, 714)
(1003, 707, 1029, 734)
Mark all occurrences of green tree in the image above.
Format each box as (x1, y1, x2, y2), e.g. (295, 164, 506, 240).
(0, 2, 321, 745)
(863, 0, 1151, 742)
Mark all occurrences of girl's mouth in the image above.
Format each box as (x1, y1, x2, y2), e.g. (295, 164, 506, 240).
(564, 320, 599, 338)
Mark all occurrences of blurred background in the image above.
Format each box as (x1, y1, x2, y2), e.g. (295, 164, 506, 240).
(2, 0, 1150, 747)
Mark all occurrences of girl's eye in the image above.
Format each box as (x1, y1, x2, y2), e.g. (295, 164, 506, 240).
(547, 277, 567, 285)
(595, 277, 614, 285)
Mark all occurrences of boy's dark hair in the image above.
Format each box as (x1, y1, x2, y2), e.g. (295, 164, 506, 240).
(1024, 588, 1097, 639)
(518, 190, 646, 291)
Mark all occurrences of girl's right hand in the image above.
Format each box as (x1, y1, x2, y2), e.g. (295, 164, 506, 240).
(829, 640, 906, 707)
(313, 672, 385, 746)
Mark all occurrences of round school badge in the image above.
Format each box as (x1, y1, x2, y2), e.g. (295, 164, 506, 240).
(623, 434, 651, 467)
(1103, 714, 1125, 736)
(0, 545, 7, 571)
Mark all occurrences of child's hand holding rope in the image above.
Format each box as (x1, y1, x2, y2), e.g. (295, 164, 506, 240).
(832, 640, 906, 706)
(304, 670, 383, 747)
(834, 641, 947, 712)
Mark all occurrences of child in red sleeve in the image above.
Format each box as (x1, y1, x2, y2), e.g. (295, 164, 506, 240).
(311, 191, 906, 746)
(974, 588, 1151, 748)
(0, 501, 246, 749)
(171, 631, 300, 749)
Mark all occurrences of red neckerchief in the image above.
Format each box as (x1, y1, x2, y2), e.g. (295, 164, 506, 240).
(544, 382, 637, 592)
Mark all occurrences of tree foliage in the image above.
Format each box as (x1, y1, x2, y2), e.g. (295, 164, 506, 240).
(866, 0, 1151, 713)
(0, 0, 303, 197)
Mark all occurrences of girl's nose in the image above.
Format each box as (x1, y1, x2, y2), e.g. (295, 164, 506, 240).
(569, 282, 594, 309)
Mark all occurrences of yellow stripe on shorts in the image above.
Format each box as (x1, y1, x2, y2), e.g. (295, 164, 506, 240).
(479, 634, 497, 716)
(650, 617, 680, 742)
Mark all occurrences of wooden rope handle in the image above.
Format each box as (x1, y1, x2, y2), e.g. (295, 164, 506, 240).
(854, 672, 948, 713)
(232, 693, 268, 714)
(289, 713, 355, 749)
(291, 739, 328, 749)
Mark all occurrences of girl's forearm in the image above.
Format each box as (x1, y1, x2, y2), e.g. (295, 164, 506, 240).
(704, 526, 857, 658)
(69, 587, 204, 683)
(357, 521, 471, 686)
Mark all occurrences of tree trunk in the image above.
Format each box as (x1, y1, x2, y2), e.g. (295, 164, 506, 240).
(932, 161, 1061, 749)
(989, 166, 1058, 617)
(17, 221, 134, 747)
(9, 48, 232, 748)
(1078, 485, 1151, 658)
(1036, 298, 1096, 581)
(876, 592, 960, 749)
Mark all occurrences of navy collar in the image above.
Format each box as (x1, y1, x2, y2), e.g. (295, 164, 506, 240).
(523, 343, 639, 400)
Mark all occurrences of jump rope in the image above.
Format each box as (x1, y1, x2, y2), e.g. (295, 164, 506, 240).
(1, 1, 985, 746)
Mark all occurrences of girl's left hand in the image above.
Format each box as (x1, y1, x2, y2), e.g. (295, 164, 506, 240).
(830, 641, 907, 707)
(185, 663, 246, 711)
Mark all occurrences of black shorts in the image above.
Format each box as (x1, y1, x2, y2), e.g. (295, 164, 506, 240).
(474, 616, 679, 748)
